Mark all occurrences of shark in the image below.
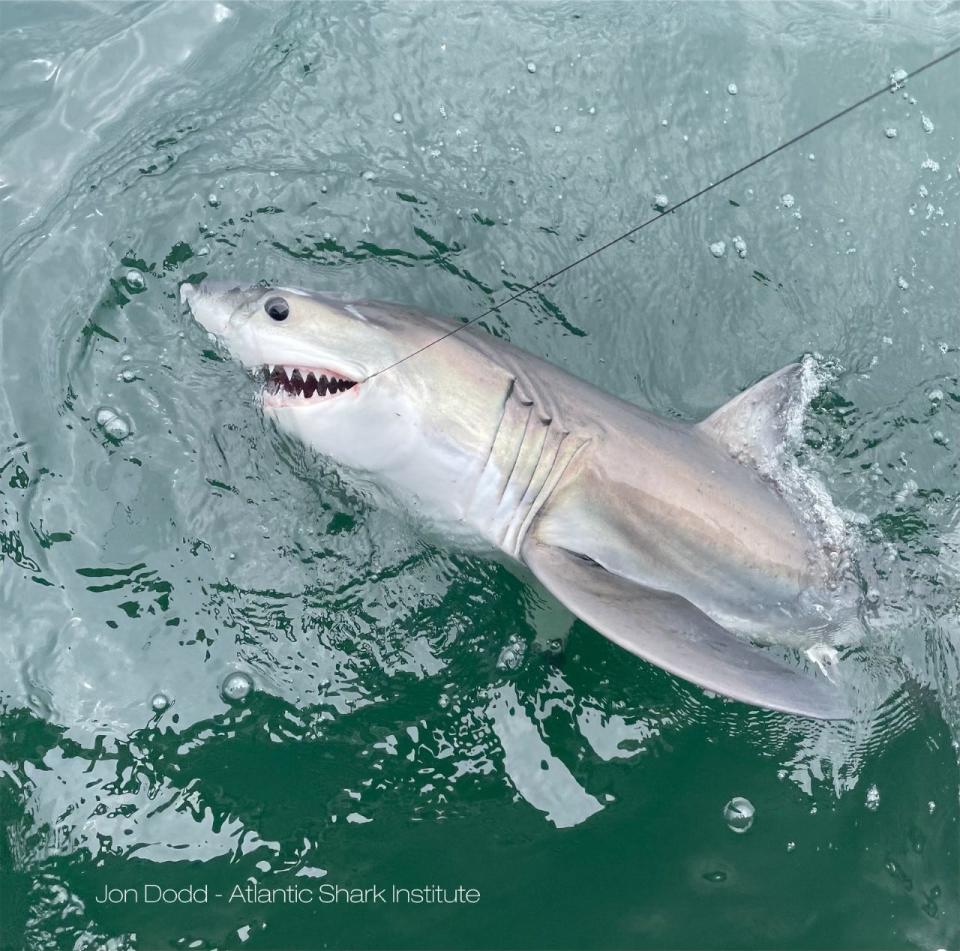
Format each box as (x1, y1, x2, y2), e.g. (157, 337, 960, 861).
(181, 281, 860, 719)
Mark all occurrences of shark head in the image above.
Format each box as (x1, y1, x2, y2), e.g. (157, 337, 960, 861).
(180, 280, 502, 492)
(183, 280, 373, 388)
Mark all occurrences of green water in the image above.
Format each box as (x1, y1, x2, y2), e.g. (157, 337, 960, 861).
(1, 3, 959, 949)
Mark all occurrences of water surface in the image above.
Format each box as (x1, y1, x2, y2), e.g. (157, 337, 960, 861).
(1, 3, 958, 949)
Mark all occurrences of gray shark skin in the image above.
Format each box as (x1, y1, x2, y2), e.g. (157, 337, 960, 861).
(181, 281, 859, 719)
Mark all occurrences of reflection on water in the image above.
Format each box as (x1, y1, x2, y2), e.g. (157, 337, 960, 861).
(1, 2, 958, 948)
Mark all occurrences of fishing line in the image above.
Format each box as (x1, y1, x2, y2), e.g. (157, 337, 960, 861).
(364, 45, 960, 382)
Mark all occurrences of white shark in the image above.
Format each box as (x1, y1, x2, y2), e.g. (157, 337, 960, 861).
(181, 281, 860, 719)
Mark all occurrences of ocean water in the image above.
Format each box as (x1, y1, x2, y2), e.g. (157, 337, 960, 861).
(1, 3, 958, 949)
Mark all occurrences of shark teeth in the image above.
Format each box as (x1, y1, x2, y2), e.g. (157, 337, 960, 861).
(262, 365, 357, 400)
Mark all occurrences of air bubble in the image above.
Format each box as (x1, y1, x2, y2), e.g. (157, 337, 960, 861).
(221, 671, 253, 702)
(865, 784, 880, 811)
(125, 270, 145, 290)
(151, 692, 170, 712)
(106, 417, 130, 439)
(96, 407, 131, 440)
(709, 240, 726, 258)
(723, 797, 755, 833)
(392, 111, 403, 123)
(497, 635, 525, 670)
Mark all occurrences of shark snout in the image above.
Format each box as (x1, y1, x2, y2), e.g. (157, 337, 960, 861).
(180, 280, 252, 336)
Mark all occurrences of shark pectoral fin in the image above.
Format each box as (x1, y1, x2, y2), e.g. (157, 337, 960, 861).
(521, 538, 851, 720)
(697, 362, 804, 468)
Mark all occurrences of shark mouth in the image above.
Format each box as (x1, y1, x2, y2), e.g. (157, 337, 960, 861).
(261, 365, 358, 401)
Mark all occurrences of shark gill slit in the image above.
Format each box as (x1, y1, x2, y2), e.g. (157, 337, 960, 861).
(475, 377, 516, 479)
(497, 399, 536, 507)
(511, 430, 569, 545)
(467, 375, 563, 549)
(505, 425, 589, 557)
(487, 368, 574, 552)
(494, 410, 552, 545)
(467, 377, 526, 531)
(500, 419, 555, 552)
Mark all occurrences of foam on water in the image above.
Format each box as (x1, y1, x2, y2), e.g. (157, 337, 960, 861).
(766, 356, 855, 580)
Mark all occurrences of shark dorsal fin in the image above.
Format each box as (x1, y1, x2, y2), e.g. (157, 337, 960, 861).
(696, 363, 805, 471)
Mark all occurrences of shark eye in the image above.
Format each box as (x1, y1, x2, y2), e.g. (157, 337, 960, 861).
(264, 296, 289, 321)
